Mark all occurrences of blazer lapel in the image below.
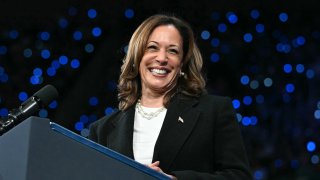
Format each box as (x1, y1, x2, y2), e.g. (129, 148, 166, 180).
(108, 106, 135, 159)
(153, 95, 200, 171)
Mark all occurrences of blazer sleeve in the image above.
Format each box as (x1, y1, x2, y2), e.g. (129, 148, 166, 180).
(171, 97, 252, 180)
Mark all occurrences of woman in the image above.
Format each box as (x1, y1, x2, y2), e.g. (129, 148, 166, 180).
(89, 14, 252, 179)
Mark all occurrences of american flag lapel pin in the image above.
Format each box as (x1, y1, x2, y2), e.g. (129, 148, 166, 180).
(178, 116, 184, 123)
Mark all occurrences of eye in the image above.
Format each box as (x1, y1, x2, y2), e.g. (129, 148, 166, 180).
(146, 45, 158, 51)
(168, 49, 179, 54)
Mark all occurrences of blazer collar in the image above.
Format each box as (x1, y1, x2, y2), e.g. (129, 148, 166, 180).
(109, 105, 135, 159)
(152, 95, 200, 172)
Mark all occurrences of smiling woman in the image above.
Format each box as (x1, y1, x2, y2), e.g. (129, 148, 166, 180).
(89, 14, 252, 179)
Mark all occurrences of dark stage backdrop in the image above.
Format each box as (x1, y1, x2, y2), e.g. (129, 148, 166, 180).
(1, 0, 320, 179)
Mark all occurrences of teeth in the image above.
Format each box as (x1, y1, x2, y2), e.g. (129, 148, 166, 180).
(151, 69, 167, 74)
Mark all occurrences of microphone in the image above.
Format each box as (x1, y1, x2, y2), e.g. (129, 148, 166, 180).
(0, 84, 59, 136)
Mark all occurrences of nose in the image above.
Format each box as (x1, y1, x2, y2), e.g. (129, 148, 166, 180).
(156, 49, 168, 65)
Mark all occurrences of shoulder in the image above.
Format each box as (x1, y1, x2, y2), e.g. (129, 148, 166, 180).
(197, 93, 233, 106)
(89, 109, 121, 132)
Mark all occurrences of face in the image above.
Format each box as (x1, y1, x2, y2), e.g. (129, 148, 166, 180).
(139, 25, 183, 95)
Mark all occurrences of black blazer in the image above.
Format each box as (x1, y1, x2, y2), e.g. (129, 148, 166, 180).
(89, 94, 252, 180)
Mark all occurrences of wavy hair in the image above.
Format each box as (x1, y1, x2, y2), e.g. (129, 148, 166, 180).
(118, 14, 206, 110)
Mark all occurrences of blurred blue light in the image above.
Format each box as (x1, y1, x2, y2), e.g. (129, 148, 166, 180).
(0, 108, 8, 116)
(243, 96, 253, 105)
(18, 92, 28, 101)
(306, 69, 315, 79)
(256, 95, 265, 104)
(250, 116, 258, 125)
(227, 12, 238, 24)
(80, 115, 89, 123)
(89, 97, 99, 106)
(314, 110, 320, 119)
(210, 53, 220, 63)
(317, 101, 320, 109)
(286, 83, 295, 93)
(250, 9, 260, 19)
(283, 93, 291, 103)
(256, 24, 265, 33)
(105, 107, 114, 115)
(276, 43, 291, 53)
(33, 68, 42, 76)
(51, 60, 60, 69)
(264, 78, 273, 87)
(296, 36, 306, 45)
(38, 109, 48, 118)
(88, 9, 97, 19)
(41, 49, 50, 59)
(279, 12, 289, 22)
(236, 113, 242, 122)
(201, 30, 210, 40)
(75, 122, 84, 131)
(85, 44, 94, 53)
(0, 73, 9, 83)
(0, 46, 8, 55)
(211, 12, 220, 20)
(9, 30, 19, 39)
(240, 75, 250, 85)
(250, 80, 259, 89)
(232, 99, 241, 109)
(217, 23, 227, 33)
(81, 128, 90, 137)
(311, 155, 319, 164)
(47, 67, 56, 76)
(68, 7, 77, 16)
(283, 64, 293, 73)
(307, 141, 316, 152)
(296, 64, 305, 73)
(125, 9, 134, 19)
(0, 66, 4, 75)
(210, 38, 220, 47)
(123, 45, 128, 54)
(48, 100, 58, 109)
(290, 160, 299, 169)
(30, 75, 40, 85)
(242, 116, 251, 126)
(23, 48, 32, 58)
(70, 59, 80, 69)
(73, 31, 83, 41)
(58, 18, 69, 29)
(92, 27, 102, 37)
(254, 170, 264, 180)
(40, 32, 50, 41)
(59, 55, 68, 65)
(243, 33, 253, 43)
(274, 159, 283, 168)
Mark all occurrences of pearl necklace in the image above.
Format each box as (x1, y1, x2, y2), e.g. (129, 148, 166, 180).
(136, 99, 166, 120)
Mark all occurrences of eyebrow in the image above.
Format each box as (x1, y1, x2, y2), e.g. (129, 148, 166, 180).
(148, 41, 180, 48)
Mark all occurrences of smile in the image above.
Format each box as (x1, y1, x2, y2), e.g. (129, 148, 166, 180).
(149, 68, 170, 75)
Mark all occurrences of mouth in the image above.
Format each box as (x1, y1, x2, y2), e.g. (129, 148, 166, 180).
(149, 68, 171, 75)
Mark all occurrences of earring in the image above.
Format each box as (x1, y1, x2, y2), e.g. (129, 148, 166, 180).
(179, 71, 185, 77)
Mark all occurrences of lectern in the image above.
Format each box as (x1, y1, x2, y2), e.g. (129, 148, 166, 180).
(0, 117, 170, 180)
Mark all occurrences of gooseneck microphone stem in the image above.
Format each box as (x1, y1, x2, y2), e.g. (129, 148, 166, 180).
(0, 97, 40, 136)
(0, 84, 58, 136)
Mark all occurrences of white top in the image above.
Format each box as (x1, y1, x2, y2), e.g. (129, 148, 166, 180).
(133, 105, 167, 165)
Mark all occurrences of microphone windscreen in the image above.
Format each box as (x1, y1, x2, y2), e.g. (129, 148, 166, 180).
(33, 84, 59, 106)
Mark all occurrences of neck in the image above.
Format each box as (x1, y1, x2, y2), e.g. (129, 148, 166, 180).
(140, 91, 164, 108)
